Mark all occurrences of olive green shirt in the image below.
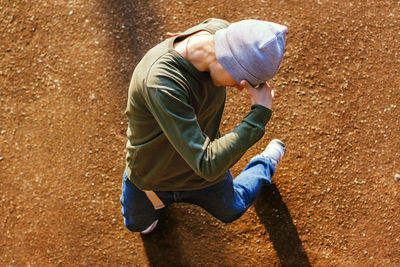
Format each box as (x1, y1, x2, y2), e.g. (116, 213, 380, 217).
(125, 18, 272, 191)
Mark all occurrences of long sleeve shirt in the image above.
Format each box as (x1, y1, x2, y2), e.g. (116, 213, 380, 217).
(125, 18, 272, 191)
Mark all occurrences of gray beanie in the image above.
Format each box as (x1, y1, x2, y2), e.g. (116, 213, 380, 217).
(214, 19, 287, 86)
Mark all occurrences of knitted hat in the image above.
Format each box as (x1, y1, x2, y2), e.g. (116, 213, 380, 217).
(214, 19, 287, 86)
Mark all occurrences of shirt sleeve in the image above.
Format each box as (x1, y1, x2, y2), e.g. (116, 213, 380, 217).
(143, 76, 271, 182)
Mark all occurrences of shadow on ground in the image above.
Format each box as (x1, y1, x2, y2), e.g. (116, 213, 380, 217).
(255, 185, 311, 267)
(140, 207, 186, 266)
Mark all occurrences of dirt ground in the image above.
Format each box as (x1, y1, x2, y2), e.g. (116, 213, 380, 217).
(1, 0, 399, 266)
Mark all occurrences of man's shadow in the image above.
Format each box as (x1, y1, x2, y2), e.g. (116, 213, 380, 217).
(254, 185, 311, 267)
(141, 185, 311, 266)
(140, 206, 187, 266)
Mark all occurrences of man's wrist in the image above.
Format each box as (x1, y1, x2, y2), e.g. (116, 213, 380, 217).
(249, 104, 272, 126)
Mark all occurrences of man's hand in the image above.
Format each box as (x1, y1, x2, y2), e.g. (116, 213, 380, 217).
(240, 80, 274, 109)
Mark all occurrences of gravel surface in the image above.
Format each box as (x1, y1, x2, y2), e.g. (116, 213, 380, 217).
(1, 0, 399, 266)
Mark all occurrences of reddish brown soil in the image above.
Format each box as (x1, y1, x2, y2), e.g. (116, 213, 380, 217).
(1, 0, 399, 266)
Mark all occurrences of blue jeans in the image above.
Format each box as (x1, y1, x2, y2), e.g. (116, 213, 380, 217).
(120, 156, 276, 232)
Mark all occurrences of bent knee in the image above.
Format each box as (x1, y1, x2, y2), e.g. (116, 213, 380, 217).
(121, 208, 144, 232)
(125, 223, 141, 233)
(123, 216, 148, 232)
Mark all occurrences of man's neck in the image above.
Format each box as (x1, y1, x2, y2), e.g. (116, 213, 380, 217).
(174, 32, 217, 72)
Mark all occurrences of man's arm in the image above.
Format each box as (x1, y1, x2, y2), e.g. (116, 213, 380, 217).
(143, 79, 271, 182)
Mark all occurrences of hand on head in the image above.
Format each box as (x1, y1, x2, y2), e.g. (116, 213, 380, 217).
(240, 80, 274, 109)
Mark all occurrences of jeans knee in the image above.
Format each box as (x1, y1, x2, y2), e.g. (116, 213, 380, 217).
(123, 216, 144, 232)
(121, 207, 140, 232)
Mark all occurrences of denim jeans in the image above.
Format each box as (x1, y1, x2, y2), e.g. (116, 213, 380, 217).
(120, 156, 276, 232)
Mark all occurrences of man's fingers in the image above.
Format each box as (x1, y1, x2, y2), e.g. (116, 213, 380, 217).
(240, 80, 250, 89)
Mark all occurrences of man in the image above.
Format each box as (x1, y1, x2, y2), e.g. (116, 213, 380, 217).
(121, 18, 287, 234)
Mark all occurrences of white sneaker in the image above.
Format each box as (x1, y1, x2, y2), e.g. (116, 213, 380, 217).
(257, 139, 286, 167)
(141, 220, 158, 234)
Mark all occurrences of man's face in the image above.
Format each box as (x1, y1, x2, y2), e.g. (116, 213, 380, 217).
(210, 62, 244, 90)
